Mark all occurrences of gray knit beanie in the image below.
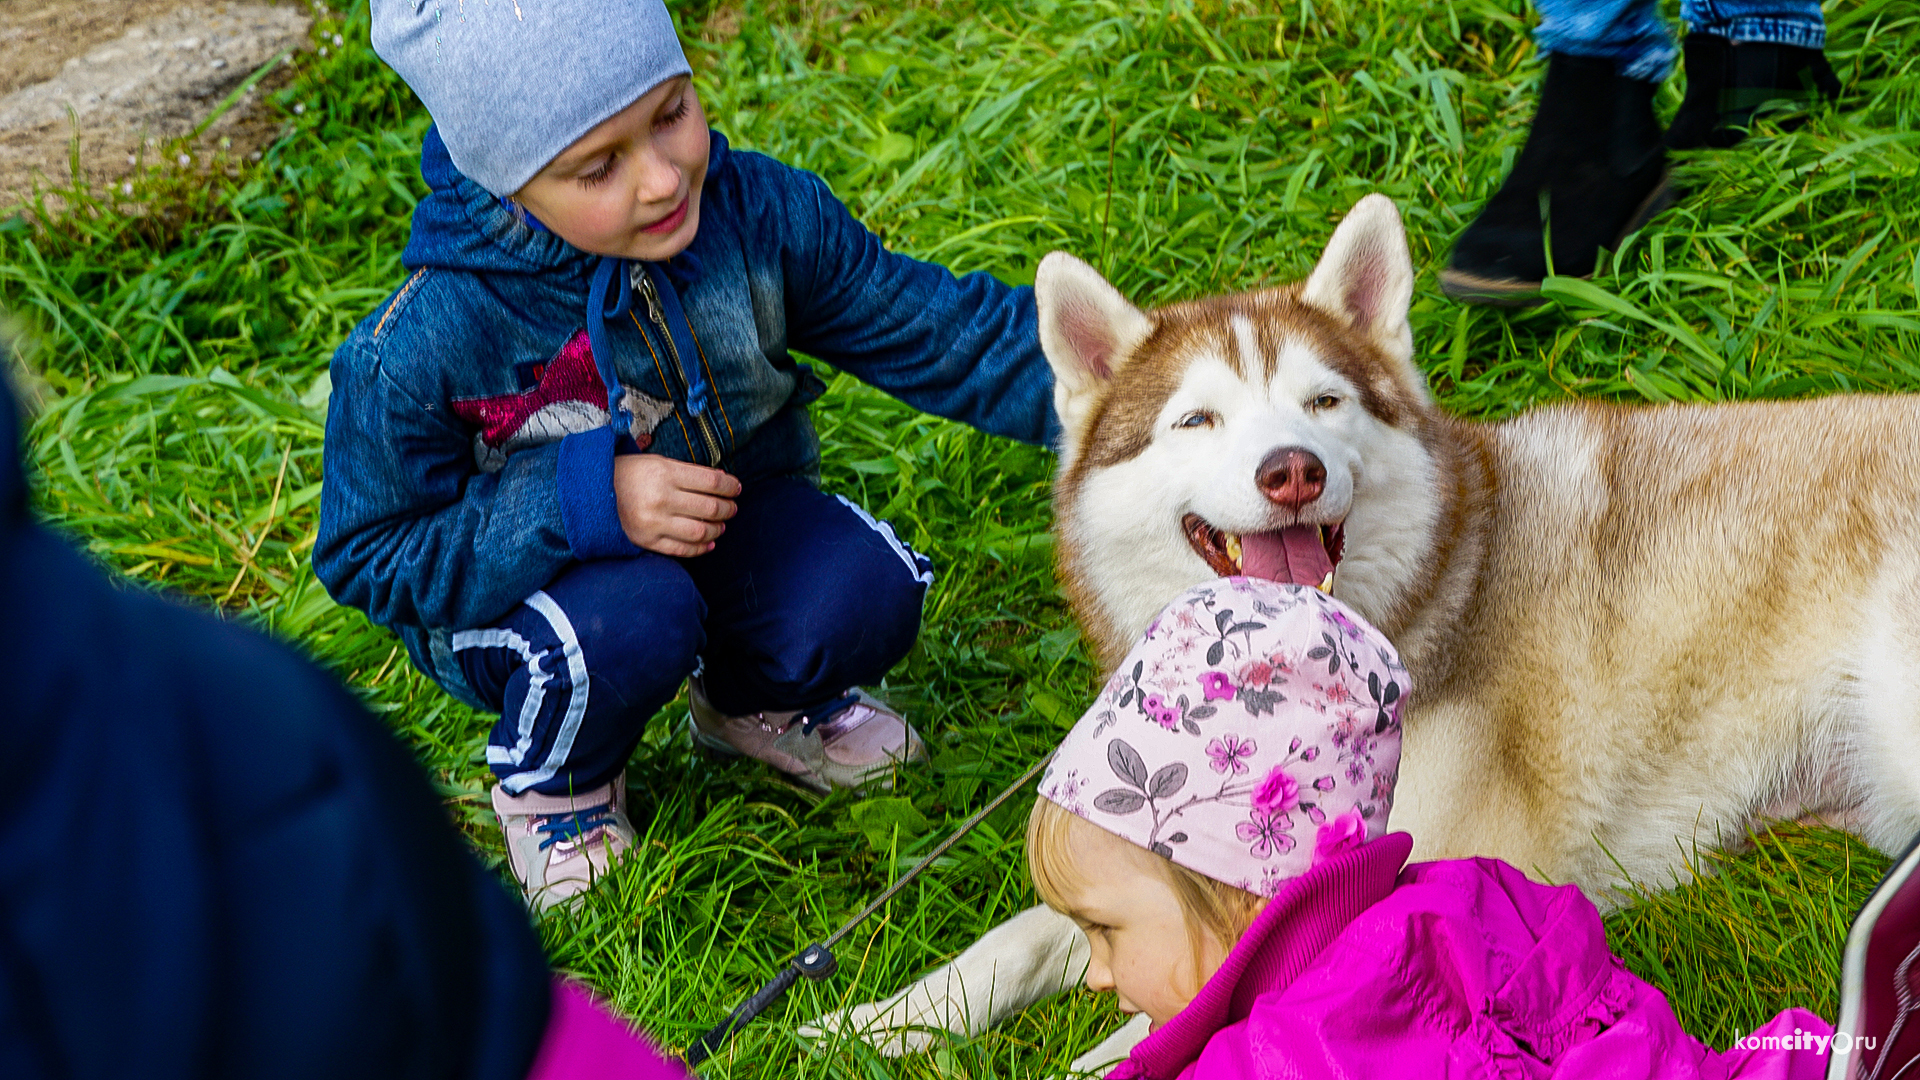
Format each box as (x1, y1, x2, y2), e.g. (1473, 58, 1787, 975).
(371, 0, 692, 197)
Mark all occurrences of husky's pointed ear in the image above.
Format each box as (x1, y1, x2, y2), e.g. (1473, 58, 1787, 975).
(1036, 252, 1152, 442)
(1300, 195, 1420, 385)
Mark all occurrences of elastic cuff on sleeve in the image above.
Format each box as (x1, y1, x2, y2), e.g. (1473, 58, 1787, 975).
(557, 427, 640, 560)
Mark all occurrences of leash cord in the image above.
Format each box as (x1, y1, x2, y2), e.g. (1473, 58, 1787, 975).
(683, 752, 1054, 1066)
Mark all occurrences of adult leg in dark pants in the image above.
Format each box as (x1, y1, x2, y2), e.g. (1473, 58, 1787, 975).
(1440, 0, 1836, 305)
(456, 476, 931, 907)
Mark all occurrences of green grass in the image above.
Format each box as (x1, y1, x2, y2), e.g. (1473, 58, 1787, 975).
(2, 0, 1914, 1072)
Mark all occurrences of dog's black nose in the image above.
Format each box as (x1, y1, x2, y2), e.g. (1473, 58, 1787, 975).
(1257, 447, 1326, 509)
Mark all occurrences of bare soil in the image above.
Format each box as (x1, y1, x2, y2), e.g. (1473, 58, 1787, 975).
(0, 0, 313, 211)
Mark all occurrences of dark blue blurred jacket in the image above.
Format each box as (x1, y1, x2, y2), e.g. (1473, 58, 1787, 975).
(0, 372, 550, 1077)
(314, 127, 1056, 687)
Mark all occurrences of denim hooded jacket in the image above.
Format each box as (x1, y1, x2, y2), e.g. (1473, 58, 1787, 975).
(315, 127, 1057, 690)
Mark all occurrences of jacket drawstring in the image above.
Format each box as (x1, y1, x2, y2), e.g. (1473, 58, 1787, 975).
(585, 255, 633, 434)
(586, 254, 715, 439)
(633, 260, 714, 419)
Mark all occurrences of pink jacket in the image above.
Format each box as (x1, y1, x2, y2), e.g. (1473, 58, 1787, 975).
(525, 979, 687, 1080)
(1111, 834, 1833, 1080)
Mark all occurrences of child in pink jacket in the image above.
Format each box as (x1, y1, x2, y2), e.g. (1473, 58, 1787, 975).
(1029, 577, 1835, 1080)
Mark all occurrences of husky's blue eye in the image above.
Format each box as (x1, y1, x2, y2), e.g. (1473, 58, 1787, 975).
(1177, 411, 1214, 429)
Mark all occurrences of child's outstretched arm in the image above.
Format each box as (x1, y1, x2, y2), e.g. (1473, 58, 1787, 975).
(740, 153, 1060, 446)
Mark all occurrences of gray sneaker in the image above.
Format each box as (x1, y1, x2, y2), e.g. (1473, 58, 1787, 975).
(491, 773, 636, 913)
(688, 679, 926, 792)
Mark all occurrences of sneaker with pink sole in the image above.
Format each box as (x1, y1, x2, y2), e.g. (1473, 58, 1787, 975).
(492, 774, 637, 913)
(688, 680, 926, 793)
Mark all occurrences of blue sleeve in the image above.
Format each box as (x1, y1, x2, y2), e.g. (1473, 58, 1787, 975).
(770, 164, 1060, 446)
(314, 320, 638, 634)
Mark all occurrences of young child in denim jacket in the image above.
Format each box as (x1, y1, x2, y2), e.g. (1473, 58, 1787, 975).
(315, 0, 1056, 911)
(1029, 577, 1835, 1080)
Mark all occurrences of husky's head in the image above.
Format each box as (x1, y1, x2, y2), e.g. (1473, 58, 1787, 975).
(1042, 195, 1443, 667)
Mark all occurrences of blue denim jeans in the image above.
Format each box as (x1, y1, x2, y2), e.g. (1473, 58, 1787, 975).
(1534, 0, 1827, 82)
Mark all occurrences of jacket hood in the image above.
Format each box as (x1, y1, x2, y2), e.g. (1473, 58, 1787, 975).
(401, 124, 731, 278)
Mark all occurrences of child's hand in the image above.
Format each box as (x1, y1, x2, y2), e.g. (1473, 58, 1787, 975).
(612, 455, 741, 557)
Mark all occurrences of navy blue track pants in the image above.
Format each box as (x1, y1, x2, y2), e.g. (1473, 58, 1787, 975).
(454, 477, 932, 796)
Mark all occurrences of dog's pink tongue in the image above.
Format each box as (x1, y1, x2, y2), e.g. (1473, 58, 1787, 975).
(1241, 526, 1333, 587)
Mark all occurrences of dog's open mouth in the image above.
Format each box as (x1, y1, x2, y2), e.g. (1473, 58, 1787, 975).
(1181, 515, 1345, 593)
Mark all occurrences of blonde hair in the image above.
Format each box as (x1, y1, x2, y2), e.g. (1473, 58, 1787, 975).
(1027, 797, 1265, 990)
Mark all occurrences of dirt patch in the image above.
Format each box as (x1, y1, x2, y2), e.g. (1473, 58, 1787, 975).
(0, 1, 313, 212)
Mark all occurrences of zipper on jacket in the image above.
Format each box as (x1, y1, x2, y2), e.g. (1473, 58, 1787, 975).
(637, 271, 724, 466)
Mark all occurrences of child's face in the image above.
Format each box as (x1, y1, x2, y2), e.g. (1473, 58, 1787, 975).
(1055, 813, 1232, 1030)
(513, 76, 709, 261)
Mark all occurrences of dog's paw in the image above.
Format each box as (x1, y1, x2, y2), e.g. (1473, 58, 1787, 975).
(799, 993, 945, 1057)
(1065, 1013, 1151, 1075)
(1034, 1013, 1154, 1079)
(801, 905, 1089, 1057)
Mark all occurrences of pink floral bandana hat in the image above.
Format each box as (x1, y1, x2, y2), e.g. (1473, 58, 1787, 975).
(1039, 577, 1407, 897)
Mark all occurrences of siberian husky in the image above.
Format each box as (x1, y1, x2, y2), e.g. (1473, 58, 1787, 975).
(809, 195, 1920, 1070)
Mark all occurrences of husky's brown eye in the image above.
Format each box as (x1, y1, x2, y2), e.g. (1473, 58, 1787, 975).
(1312, 394, 1341, 410)
(1176, 410, 1215, 429)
